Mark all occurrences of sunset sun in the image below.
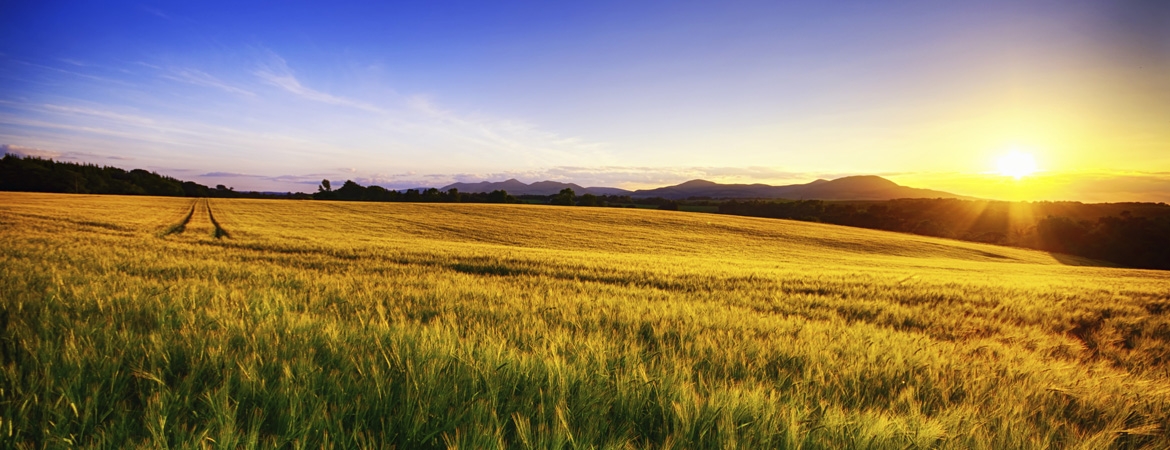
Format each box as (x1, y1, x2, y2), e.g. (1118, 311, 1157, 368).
(996, 151, 1038, 179)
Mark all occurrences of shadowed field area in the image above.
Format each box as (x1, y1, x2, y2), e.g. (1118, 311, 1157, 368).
(2, 192, 1170, 448)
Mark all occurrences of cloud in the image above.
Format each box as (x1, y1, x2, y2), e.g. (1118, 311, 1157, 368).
(71, 152, 133, 161)
(1048, 171, 1170, 204)
(9, 59, 135, 87)
(41, 104, 157, 126)
(199, 171, 254, 177)
(5, 51, 611, 178)
(0, 101, 328, 159)
(248, 50, 607, 163)
(193, 171, 346, 189)
(1, 144, 60, 158)
(1, 143, 135, 162)
(141, 6, 170, 19)
(162, 68, 256, 96)
(389, 95, 610, 167)
(254, 55, 384, 113)
(887, 170, 1170, 203)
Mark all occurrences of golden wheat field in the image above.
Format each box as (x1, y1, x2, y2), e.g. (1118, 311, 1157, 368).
(2, 192, 1170, 449)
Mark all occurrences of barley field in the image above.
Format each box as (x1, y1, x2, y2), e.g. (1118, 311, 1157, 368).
(2, 192, 1169, 449)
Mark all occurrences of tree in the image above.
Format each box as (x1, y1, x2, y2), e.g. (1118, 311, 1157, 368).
(366, 185, 391, 201)
(487, 190, 513, 203)
(911, 219, 949, 237)
(551, 188, 575, 206)
(335, 180, 366, 200)
(578, 193, 599, 207)
(1034, 215, 1089, 253)
(313, 179, 336, 200)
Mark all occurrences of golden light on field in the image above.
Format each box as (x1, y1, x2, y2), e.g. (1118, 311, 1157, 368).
(4, 192, 1170, 447)
(996, 151, 1039, 180)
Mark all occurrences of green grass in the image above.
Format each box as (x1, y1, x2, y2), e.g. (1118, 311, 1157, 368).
(2, 192, 1170, 449)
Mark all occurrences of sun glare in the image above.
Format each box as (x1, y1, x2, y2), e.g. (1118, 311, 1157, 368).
(996, 151, 1038, 179)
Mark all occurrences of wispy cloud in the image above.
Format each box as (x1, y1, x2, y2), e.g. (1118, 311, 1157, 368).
(1, 143, 133, 161)
(162, 68, 256, 97)
(141, 6, 170, 19)
(0, 101, 318, 155)
(247, 51, 606, 163)
(4, 49, 612, 180)
(8, 60, 135, 86)
(398, 94, 609, 164)
(1042, 171, 1170, 203)
(199, 171, 253, 177)
(254, 54, 384, 113)
(888, 170, 1170, 203)
(1, 144, 59, 158)
(189, 171, 343, 192)
(41, 104, 157, 126)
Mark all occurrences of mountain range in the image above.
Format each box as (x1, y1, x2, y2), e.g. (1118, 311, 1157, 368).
(441, 175, 972, 201)
(440, 179, 632, 196)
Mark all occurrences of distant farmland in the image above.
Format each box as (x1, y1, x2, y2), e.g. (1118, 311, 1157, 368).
(2, 192, 1169, 448)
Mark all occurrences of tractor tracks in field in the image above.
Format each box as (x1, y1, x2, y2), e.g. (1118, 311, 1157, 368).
(206, 200, 230, 238)
(163, 200, 198, 236)
(162, 199, 230, 239)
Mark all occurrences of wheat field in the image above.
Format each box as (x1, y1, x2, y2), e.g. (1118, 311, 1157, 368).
(2, 192, 1169, 449)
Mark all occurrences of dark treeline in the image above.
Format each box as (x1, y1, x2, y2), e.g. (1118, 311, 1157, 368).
(718, 198, 1170, 270)
(314, 182, 675, 207)
(0, 155, 309, 199)
(311, 179, 518, 203)
(518, 189, 680, 208)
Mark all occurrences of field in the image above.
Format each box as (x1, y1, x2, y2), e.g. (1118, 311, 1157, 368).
(3, 192, 1170, 449)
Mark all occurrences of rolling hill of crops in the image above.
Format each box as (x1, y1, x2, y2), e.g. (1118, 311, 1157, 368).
(3, 192, 1170, 448)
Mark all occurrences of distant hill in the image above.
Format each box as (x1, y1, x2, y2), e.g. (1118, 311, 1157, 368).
(630, 175, 973, 200)
(441, 179, 632, 196)
(442, 175, 965, 200)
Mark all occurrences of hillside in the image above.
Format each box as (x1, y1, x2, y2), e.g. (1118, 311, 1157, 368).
(441, 178, 632, 196)
(632, 175, 971, 200)
(440, 175, 967, 200)
(3, 192, 1169, 448)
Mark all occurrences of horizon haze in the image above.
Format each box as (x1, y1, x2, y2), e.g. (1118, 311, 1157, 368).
(2, 1, 1168, 203)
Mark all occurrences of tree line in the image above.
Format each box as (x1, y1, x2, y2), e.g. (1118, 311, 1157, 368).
(312, 179, 517, 203)
(717, 199, 1170, 270)
(0, 155, 307, 199)
(518, 189, 681, 208)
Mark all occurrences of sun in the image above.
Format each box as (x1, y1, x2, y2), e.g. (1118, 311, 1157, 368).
(996, 151, 1038, 179)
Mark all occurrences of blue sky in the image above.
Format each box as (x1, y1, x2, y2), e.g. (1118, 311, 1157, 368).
(2, 1, 1168, 201)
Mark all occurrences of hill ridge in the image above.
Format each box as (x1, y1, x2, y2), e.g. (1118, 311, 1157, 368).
(443, 175, 971, 200)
